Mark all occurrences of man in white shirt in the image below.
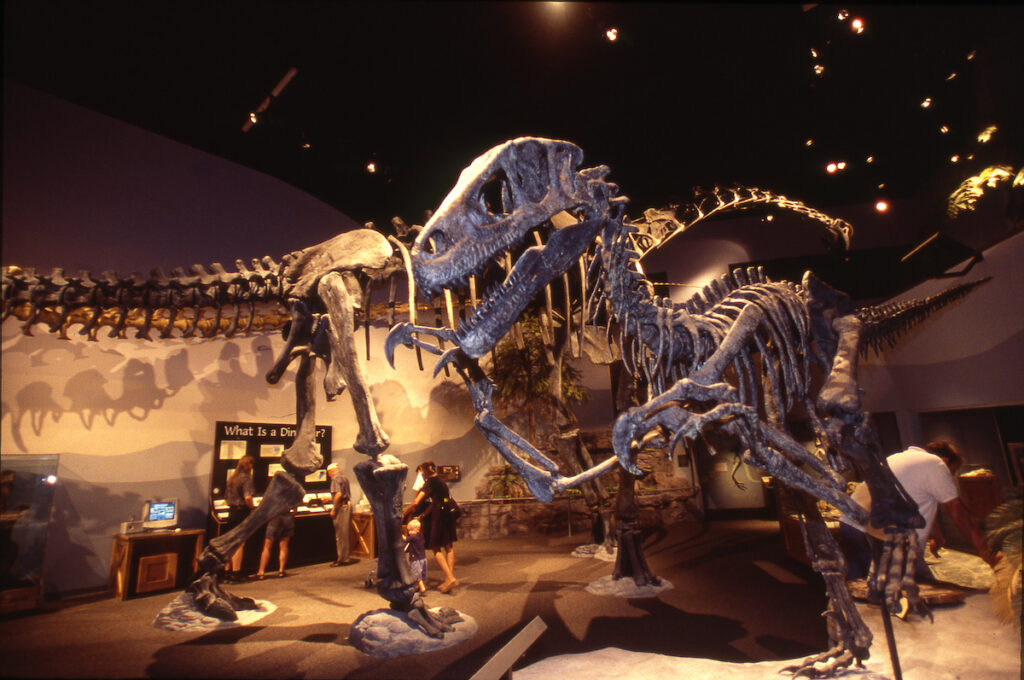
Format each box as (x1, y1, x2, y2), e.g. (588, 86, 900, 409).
(839, 441, 999, 581)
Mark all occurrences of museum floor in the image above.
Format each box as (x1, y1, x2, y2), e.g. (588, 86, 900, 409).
(0, 519, 1018, 679)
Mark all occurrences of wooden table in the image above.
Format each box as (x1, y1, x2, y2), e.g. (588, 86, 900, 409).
(108, 529, 204, 599)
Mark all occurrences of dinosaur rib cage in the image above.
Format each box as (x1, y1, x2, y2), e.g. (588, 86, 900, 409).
(594, 218, 817, 431)
(624, 273, 815, 427)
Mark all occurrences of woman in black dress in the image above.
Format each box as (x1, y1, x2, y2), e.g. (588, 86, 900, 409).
(406, 460, 458, 592)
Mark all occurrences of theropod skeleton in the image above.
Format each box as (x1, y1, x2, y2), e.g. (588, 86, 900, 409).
(387, 137, 986, 674)
(2, 229, 460, 637)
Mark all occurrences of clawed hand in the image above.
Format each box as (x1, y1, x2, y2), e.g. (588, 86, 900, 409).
(871, 528, 930, 620)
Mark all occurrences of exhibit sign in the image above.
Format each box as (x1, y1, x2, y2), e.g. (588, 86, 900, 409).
(212, 421, 333, 497)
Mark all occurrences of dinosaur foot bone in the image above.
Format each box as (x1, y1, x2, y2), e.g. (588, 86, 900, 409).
(186, 571, 259, 622)
(780, 643, 859, 678)
(872, 528, 930, 620)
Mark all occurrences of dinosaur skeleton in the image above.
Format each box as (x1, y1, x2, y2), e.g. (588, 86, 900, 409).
(387, 137, 987, 675)
(2, 228, 457, 634)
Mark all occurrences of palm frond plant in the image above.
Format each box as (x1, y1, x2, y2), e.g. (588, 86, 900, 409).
(985, 495, 1022, 624)
(487, 313, 588, 445)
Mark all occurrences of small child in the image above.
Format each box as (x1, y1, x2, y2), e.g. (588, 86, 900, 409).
(404, 518, 427, 593)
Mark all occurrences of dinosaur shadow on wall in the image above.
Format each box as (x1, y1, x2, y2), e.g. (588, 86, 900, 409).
(2, 334, 194, 450)
(193, 339, 278, 426)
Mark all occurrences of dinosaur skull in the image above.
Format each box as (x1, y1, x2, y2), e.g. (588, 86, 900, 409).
(412, 137, 594, 294)
(411, 137, 608, 357)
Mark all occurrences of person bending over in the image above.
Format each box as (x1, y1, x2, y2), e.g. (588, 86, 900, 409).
(839, 440, 1000, 581)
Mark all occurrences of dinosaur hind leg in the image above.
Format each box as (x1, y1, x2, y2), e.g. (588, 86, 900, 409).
(781, 490, 871, 678)
(188, 471, 304, 620)
(318, 271, 389, 455)
(815, 314, 926, 617)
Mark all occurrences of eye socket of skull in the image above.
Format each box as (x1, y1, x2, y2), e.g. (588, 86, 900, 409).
(478, 171, 511, 217)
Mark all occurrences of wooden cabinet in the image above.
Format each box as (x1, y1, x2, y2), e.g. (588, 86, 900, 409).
(350, 511, 375, 558)
(959, 473, 1003, 519)
(108, 529, 204, 600)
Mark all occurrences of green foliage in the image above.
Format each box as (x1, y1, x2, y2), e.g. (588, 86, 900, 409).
(985, 495, 1022, 624)
(485, 465, 529, 499)
(488, 313, 588, 409)
(985, 496, 1023, 558)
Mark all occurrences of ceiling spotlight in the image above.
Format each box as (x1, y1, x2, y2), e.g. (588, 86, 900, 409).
(837, 161, 847, 170)
(605, 27, 618, 41)
(875, 200, 889, 213)
(837, 9, 849, 20)
(813, 64, 825, 76)
(878, 183, 886, 189)
(301, 141, 312, 150)
(366, 162, 377, 174)
(242, 66, 299, 133)
(850, 18, 865, 33)
(940, 125, 950, 134)
(967, 50, 976, 60)
(826, 162, 838, 174)
(805, 139, 814, 147)
(978, 125, 997, 143)
(765, 214, 775, 222)
(920, 97, 932, 108)
(866, 156, 874, 163)
(950, 155, 960, 163)
(946, 72, 958, 81)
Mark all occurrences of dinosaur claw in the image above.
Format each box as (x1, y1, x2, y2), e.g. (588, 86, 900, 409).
(612, 411, 645, 476)
(432, 349, 462, 378)
(384, 323, 413, 368)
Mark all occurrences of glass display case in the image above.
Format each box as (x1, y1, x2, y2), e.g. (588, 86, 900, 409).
(1, 454, 59, 613)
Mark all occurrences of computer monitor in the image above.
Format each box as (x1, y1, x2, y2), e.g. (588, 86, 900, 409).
(142, 499, 178, 530)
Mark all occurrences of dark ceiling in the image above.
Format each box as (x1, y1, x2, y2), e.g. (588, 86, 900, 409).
(5, 1, 1023, 235)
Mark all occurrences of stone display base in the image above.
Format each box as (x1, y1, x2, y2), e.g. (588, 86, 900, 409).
(151, 592, 277, 632)
(584, 575, 675, 598)
(348, 607, 477, 658)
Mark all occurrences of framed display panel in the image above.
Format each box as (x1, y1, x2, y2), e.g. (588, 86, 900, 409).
(209, 421, 342, 570)
(212, 420, 333, 497)
(211, 421, 333, 520)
